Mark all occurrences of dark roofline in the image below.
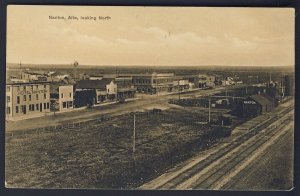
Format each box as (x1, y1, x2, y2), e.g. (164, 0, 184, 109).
(249, 94, 273, 106)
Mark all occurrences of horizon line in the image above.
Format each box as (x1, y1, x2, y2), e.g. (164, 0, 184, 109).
(6, 63, 295, 68)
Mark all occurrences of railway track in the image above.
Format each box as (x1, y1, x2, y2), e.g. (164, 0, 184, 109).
(193, 118, 293, 190)
(140, 101, 294, 189)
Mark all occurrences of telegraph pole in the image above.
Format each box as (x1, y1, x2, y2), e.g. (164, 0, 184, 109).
(208, 97, 211, 123)
(133, 113, 136, 153)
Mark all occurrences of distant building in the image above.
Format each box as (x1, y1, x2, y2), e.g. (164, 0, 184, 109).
(213, 74, 225, 85)
(198, 74, 216, 88)
(52, 74, 70, 81)
(6, 82, 51, 120)
(109, 76, 135, 100)
(284, 74, 294, 96)
(132, 72, 175, 94)
(89, 75, 103, 80)
(182, 75, 199, 88)
(78, 73, 90, 81)
(19, 71, 50, 82)
(50, 83, 74, 111)
(75, 79, 117, 107)
(173, 77, 190, 91)
(221, 77, 236, 86)
(242, 94, 274, 117)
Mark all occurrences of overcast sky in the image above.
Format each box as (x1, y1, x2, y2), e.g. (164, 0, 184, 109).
(7, 6, 294, 66)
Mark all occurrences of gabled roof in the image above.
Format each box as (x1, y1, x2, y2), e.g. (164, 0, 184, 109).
(249, 94, 273, 106)
(260, 93, 274, 103)
(76, 79, 114, 90)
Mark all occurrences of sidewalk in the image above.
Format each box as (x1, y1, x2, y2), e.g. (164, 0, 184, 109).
(6, 97, 141, 122)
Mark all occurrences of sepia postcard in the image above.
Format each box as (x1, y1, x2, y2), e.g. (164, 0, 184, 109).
(5, 5, 295, 190)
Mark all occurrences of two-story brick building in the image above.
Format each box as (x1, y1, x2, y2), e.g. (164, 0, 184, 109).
(6, 82, 51, 120)
(132, 72, 175, 94)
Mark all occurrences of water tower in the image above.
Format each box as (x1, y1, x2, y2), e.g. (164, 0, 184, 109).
(73, 61, 79, 81)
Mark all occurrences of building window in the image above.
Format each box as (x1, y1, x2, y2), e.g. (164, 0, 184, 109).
(29, 105, 31, 111)
(23, 86, 26, 91)
(6, 86, 10, 92)
(63, 102, 67, 108)
(44, 85, 46, 89)
(7, 107, 10, 114)
(16, 106, 19, 113)
(69, 93, 72, 97)
(36, 94, 39, 100)
(23, 95, 26, 101)
(44, 103, 46, 109)
(29, 95, 31, 101)
(36, 104, 39, 110)
(36, 85, 39, 89)
(107, 89, 110, 93)
(47, 102, 50, 109)
(17, 96, 20, 104)
(32, 104, 35, 111)
(6, 96, 10, 103)
(69, 101, 73, 107)
(44, 94, 47, 99)
(61, 93, 64, 98)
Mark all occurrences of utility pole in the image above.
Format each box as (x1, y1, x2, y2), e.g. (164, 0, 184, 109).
(208, 97, 211, 123)
(133, 113, 136, 153)
(19, 61, 22, 79)
(225, 85, 228, 104)
(178, 84, 181, 100)
(281, 76, 285, 97)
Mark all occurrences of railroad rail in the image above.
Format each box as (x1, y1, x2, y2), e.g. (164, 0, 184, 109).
(140, 101, 294, 189)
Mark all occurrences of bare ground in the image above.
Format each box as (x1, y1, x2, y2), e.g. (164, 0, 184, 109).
(5, 106, 233, 189)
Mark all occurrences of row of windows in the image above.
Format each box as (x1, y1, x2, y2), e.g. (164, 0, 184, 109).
(14, 103, 50, 114)
(134, 78, 173, 84)
(62, 101, 73, 108)
(15, 94, 48, 104)
(18, 85, 47, 91)
(134, 79, 151, 84)
(199, 77, 214, 81)
(61, 93, 72, 98)
(8, 93, 71, 103)
(153, 79, 173, 84)
(15, 105, 27, 114)
(6, 85, 48, 92)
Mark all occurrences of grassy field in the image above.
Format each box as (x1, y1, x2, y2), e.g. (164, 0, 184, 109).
(6, 106, 234, 189)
